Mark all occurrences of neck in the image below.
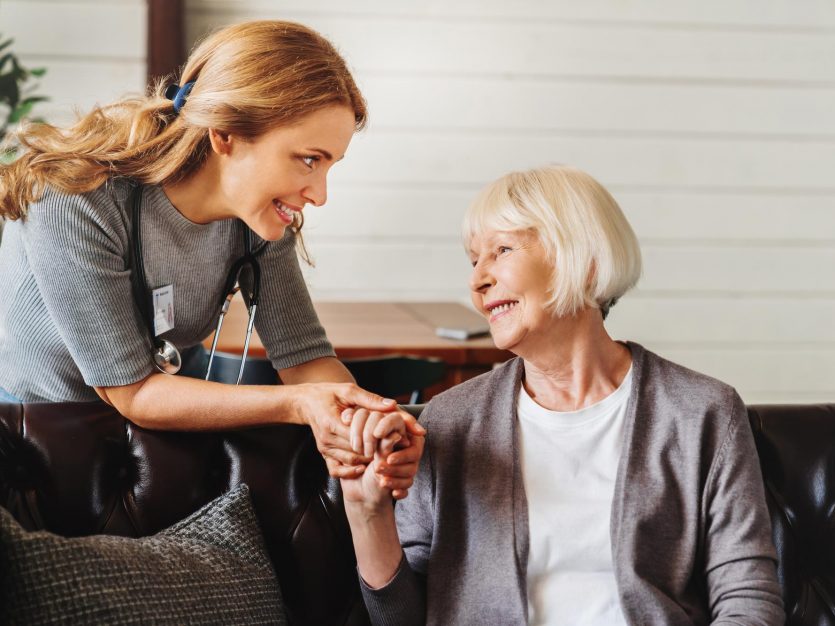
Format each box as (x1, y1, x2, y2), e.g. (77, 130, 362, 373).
(161, 155, 230, 224)
(520, 308, 631, 412)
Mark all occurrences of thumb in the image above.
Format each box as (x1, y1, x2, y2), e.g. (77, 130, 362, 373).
(344, 385, 397, 411)
(403, 412, 426, 436)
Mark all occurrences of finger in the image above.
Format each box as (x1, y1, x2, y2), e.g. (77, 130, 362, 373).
(363, 411, 385, 459)
(326, 457, 365, 478)
(341, 408, 355, 424)
(400, 410, 426, 436)
(372, 413, 408, 440)
(387, 435, 425, 465)
(350, 408, 370, 454)
(324, 446, 372, 467)
(375, 461, 414, 478)
(378, 476, 414, 491)
(342, 385, 398, 412)
(379, 432, 402, 457)
(391, 489, 408, 500)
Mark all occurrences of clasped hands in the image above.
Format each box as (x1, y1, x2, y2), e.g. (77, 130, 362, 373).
(294, 382, 425, 501)
(338, 406, 425, 505)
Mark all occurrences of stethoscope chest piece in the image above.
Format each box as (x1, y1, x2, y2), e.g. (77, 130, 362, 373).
(153, 339, 182, 375)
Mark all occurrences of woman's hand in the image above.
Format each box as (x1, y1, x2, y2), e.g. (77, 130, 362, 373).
(287, 382, 425, 479)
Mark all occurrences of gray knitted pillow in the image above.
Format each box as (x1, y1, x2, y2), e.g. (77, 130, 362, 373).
(0, 484, 287, 625)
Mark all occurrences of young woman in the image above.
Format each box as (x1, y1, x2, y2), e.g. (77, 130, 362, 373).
(0, 20, 423, 488)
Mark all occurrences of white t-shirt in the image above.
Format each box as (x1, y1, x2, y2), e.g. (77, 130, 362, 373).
(518, 365, 633, 626)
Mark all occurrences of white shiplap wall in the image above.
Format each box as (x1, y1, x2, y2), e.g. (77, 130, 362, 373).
(0, 0, 147, 126)
(185, 1, 835, 403)
(4, 1, 833, 403)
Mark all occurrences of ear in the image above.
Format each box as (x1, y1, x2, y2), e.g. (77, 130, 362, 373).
(208, 128, 233, 156)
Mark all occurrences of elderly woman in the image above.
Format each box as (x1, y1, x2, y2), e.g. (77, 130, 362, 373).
(341, 165, 784, 625)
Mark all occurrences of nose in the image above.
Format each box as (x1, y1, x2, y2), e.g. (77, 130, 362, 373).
(302, 175, 327, 207)
(469, 258, 493, 294)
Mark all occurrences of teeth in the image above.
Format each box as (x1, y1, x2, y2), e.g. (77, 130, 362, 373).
(490, 302, 517, 315)
(275, 201, 293, 219)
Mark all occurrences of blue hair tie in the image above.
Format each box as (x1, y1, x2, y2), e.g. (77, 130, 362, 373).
(165, 81, 195, 114)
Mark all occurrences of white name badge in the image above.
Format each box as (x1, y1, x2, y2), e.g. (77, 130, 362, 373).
(152, 284, 175, 337)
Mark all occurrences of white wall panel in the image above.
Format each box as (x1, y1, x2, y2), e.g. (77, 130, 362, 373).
(1, 1, 146, 58)
(189, 14, 835, 83)
(654, 348, 835, 395)
(329, 132, 835, 191)
(360, 77, 835, 137)
(187, 0, 835, 29)
(607, 296, 835, 345)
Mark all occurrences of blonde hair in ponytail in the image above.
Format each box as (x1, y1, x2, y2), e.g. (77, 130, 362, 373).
(0, 20, 368, 227)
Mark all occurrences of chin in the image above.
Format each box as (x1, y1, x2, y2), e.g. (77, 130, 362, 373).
(252, 222, 288, 242)
(490, 332, 518, 353)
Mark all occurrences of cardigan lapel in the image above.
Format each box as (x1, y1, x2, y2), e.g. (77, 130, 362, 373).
(503, 357, 530, 607)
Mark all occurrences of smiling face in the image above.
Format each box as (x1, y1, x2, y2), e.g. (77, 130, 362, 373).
(468, 228, 557, 354)
(212, 104, 357, 240)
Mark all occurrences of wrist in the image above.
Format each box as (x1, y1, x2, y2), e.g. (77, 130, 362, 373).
(343, 494, 392, 519)
(280, 383, 310, 426)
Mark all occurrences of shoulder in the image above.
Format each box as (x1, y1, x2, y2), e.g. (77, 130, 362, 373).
(633, 342, 738, 403)
(629, 341, 744, 435)
(26, 179, 134, 245)
(33, 178, 133, 214)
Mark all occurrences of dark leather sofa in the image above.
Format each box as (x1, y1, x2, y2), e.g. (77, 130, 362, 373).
(1, 401, 833, 625)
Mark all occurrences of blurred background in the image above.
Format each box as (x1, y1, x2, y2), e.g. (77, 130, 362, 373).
(2, 0, 834, 403)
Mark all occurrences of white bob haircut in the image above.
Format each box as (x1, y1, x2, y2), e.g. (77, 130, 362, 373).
(462, 164, 642, 319)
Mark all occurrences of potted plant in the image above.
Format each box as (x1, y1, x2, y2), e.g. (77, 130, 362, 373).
(0, 35, 48, 163)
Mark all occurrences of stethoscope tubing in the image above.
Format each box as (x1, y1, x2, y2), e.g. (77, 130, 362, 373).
(129, 184, 263, 383)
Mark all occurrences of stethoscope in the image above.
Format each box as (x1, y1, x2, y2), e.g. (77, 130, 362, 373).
(129, 185, 264, 384)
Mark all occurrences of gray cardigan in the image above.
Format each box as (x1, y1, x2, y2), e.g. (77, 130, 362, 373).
(361, 342, 784, 625)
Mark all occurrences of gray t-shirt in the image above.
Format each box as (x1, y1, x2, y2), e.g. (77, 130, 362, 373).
(0, 179, 333, 402)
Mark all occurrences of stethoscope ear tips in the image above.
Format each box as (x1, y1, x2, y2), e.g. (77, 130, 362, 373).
(153, 340, 182, 375)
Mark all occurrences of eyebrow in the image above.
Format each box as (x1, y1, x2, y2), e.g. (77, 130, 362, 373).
(307, 147, 344, 162)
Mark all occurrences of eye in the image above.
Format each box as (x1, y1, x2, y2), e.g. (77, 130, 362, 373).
(497, 246, 512, 256)
(300, 155, 320, 169)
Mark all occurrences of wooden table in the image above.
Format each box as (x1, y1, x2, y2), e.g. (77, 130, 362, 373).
(205, 300, 512, 394)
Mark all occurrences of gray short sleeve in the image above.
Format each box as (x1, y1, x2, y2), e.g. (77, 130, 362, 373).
(251, 232, 335, 371)
(17, 184, 154, 390)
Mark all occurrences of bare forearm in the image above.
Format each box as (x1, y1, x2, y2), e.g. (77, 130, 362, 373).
(112, 373, 305, 430)
(101, 357, 357, 431)
(280, 356, 355, 385)
(343, 498, 404, 589)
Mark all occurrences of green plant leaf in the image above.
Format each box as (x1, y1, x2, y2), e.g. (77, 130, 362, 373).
(21, 95, 48, 105)
(0, 73, 20, 108)
(1, 148, 17, 164)
(0, 37, 48, 138)
(9, 100, 34, 123)
(0, 53, 13, 74)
